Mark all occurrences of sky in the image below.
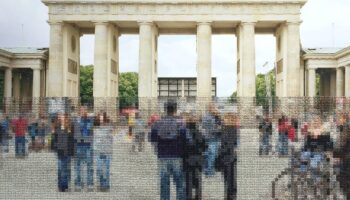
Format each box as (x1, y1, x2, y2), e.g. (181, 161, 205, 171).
(0, 0, 350, 97)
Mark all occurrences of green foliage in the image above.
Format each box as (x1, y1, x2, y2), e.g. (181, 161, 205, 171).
(316, 73, 320, 96)
(229, 91, 237, 103)
(80, 65, 94, 104)
(79, 66, 138, 108)
(256, 70, 276, 108)
(230, 70, 276, 107)
(118, 72, 138, 108)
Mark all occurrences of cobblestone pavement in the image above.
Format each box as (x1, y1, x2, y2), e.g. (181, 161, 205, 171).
(0, 129, 289, 199)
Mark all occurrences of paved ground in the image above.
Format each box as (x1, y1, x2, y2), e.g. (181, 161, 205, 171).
(0, 128, 289, 199)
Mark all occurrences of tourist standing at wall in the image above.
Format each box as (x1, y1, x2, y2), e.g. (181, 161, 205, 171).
(183, 113, 206, 200)
(201, 103, 221, 176)
(53, 112, 74, 192)
(73, 106, 94, 191)
(217, 113, 239, 200)
(151, 101, 188, 200)
(93, 111, 113, 192)
(12, 114, 28, 158)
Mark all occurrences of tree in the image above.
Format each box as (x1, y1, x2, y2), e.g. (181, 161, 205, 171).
(80, 65, 94, 104)
(256, 70, 276, 108)
(230, 70, 276, 107)
(118, 72, 138, 108)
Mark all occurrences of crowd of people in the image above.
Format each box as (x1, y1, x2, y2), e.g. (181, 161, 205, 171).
(150, 102, 239, 200)
(258, 111, 350, 198)
(0, 99, 349, 199)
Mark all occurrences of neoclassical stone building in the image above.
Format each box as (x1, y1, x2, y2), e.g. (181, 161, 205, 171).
(0, 0, 349, 101)
(0, 48, 48, 99)
(42, 0, 307, 99)
(303, 47, 350, 98)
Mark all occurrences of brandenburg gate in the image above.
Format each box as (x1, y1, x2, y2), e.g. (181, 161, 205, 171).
(43, 0, 307, 100)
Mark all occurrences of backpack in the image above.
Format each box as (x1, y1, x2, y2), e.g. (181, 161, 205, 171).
(157, 117, 180, 140)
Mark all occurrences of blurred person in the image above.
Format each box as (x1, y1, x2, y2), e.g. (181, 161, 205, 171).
(132, 112, 146, 153)
(148, 113, 160, 127)
(94, 111, 113, 191)
(52, 112, 74, 192)
(37, 117, 49, 150)
(28, 118, 38, 151)
(0, 114, 10, 156)
(217, 113, 239, 200)
(258, 114, 272, 155)
(12, 114, 28, 158)
(300, 115, 333, 198)
(201, 103, 222, 176)
(278, 115, 289, 156)
(333, 113, 350, 198)
(73, 106, 94, 191)
(151, 101, 188, 200)
(128, 110, 136, 139)
(183, 113, 206, 200)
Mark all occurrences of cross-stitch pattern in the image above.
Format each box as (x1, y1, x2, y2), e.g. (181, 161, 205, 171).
(0, 97, 349, 199)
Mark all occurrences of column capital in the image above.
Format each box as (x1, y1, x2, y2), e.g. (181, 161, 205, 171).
(137, 21, 154, 26)
(31, 66, 42, 71)
(47, 20, 63, 26)
(197, 21, 212, 26)
(286, 20, 302, 26)
(240, 21, 257, 26)
(308, 68, 316, 71)
(93, 21, 109, 25)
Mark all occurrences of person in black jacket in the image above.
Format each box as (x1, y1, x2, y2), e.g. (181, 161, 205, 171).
(218, 113, 239, 200)
(258, 114, 272, 155)
(183, 113, 206, 200)
(53, 112, 74, 192)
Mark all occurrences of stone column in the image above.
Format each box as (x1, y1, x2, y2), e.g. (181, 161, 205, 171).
(4, 68, 12, 98)
(336, 67, 344, 97)
(196, 22, 212, 99)
(47, 21, 63, 97)
(13, 72, 21, 98)
(330, 71, 336, 97)
(286, 21, 301, 97)
(237, 21, 256, 97)
(94, 22, 109, 98)
(237, 21, 256, 127)
(4, 68, 12, 114)
(308, 68, 316, 97)
(345, 65, 350, 97)
(32, 67, 41, 116)
(138, 21, 158, 98)
(138, 21, 158, 118)
(32, 68, 41, 98)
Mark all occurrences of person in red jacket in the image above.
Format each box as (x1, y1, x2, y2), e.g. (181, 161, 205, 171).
(12, 114, 28, 158)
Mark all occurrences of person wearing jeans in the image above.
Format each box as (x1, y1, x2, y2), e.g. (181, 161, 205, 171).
(159, 158, 185, 200)
(0, 115, 10, 155)
(12, 115, 28, 158)
(73, 107, 94, 191)
(151, 101, 188, 200)
(94, 112, 113, 191)
(278, 116, 289, 156)
(201, 103, 221, 176)
(53, 113, 74, 192)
